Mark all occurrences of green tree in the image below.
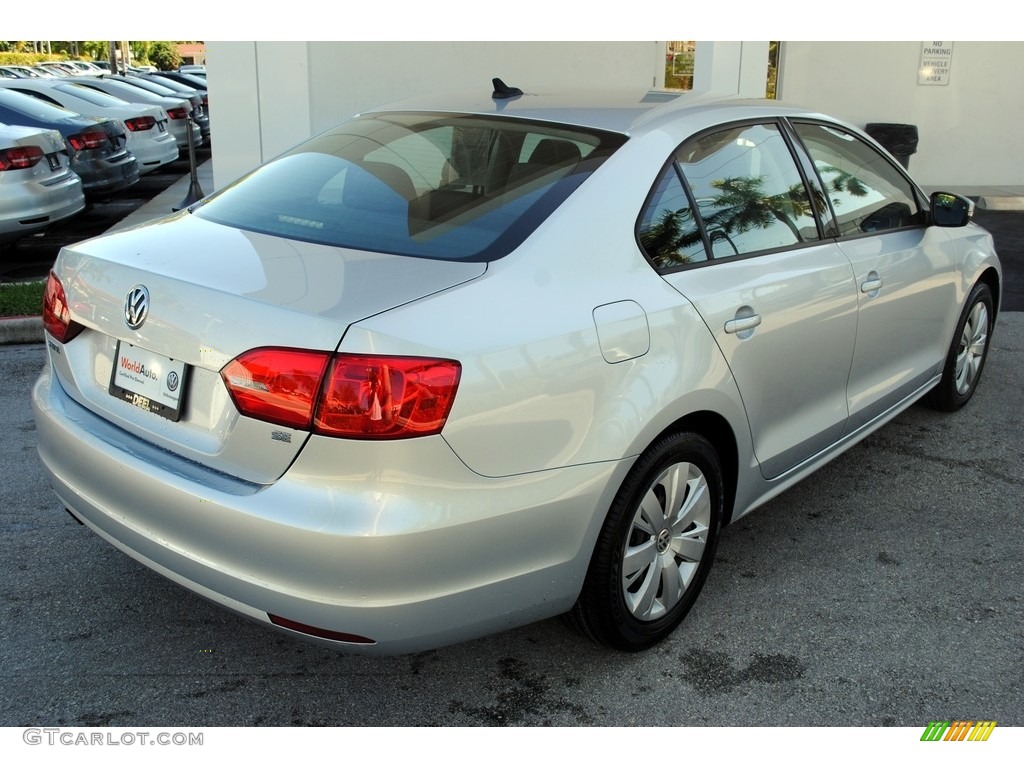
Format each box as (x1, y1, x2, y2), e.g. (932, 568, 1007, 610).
(79, 41, 108, 61)
(131, 41, 154, 64)
(149, 41, 181, 71)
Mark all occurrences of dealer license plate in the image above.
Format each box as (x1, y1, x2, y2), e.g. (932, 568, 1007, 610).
(109, 342, 188, 421)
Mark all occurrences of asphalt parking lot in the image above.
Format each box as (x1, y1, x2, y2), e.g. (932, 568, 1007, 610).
(0, 196, 1021, 728)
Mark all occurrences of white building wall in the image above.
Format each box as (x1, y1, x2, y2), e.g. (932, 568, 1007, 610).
(208, 41, 1021, 190)
(778, 41, 1024, 187)
(208, 41, 661, 187)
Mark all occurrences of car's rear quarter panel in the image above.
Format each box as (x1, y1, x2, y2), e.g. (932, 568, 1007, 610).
(341, 135, 755, 480)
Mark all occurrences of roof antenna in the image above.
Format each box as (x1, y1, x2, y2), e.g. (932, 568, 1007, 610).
(492, 78, 523, 100)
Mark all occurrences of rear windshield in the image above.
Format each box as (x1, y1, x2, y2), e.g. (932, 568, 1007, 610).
(194, 111, 626, 261)
(0, 88, 80, 121)
(56, 83, 129, 107)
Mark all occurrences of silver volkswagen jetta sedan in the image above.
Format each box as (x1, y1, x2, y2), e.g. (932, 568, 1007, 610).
(33, 85, 1000, 654)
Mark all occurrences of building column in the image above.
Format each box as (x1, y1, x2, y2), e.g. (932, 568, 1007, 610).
(694, 42, 770, 98)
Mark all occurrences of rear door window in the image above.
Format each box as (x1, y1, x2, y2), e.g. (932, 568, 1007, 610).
(675, 122, 821, 259)
(638, 121, 822, 269)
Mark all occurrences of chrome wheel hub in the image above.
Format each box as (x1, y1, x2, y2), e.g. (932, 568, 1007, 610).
(621, 461, 711, 622)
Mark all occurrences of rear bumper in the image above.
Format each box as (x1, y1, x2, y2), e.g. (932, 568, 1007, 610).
(74, 152, 140, 197)
(32, 363, 626, 654)
(130, 132, 179, 172)
(168, 120, 203, 150)
(0, 172, 84, 242)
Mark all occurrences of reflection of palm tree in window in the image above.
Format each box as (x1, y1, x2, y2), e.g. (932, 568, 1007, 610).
(819, 166, 869, 207)
(703, 175, 816, 243)
(817, 166, 891, 233)
(640, 207, 703, 269)
(641, 174, 848, 265)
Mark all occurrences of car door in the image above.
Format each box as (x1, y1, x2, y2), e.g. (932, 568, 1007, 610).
(641, 121, 859, 479)
(789, 121, 960, 430)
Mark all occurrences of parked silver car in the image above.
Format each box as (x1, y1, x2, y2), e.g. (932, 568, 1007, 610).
(0, 65, 47, 79)
(0, 123, 84, 243)
(110, 74, 210, 145)
(67, 76, 201, 151)
(0, 79, 178, 173)
(0, 88, 138, 199)
(33, 87, 1001, 654)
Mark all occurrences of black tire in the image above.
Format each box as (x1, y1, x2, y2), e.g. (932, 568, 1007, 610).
(927, 283, 994, 412)
(570, 432, 723, 651)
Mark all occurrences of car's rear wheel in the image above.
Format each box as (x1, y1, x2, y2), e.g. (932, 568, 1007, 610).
(570, 432, 723, 651)
(927, 282, 994, 412)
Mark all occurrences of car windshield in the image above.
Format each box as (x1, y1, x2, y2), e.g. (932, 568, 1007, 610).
(194, 111, 627, 261)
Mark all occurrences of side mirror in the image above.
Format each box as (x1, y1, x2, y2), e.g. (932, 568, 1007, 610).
(930, 191, 974, 227)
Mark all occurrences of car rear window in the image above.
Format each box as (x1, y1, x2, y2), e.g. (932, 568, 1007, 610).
(0, 88, 80, 121)
(194, 112, 626, 261)
(55, 83, 128, 108)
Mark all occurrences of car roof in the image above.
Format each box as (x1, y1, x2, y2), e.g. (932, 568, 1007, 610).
(359, 87, 824, 136)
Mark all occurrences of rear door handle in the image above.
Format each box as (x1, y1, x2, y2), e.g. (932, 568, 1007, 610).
(861, 270, 883, 294)
(724, 314, 762, 334)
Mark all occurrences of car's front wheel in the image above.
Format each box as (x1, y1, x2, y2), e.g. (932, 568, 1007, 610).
(927, 282, 994, 412)
(570, 432, 723, 651)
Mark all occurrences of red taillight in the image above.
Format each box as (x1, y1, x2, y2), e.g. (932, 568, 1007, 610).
(124, 115, 156, 132)
(42, 271, 84, 343)
(0, 145, 44, 171)
(315, 355, 461, 439)
(67, 129, 108, 152)
(166, 107, 189, 120)
(221, 349, 330, 430)
(221, 349, 461, 440)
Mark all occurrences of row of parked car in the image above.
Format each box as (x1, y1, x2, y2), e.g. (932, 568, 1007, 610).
(0, 64, 209, 245)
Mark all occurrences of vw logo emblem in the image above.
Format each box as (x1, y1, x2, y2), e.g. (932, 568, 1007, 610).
(166, 371, 180, 392)
(656, 528, 672, 554)
(124, 285, 150, 330)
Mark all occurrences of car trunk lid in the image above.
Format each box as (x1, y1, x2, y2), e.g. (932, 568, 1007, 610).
(48, 213, 485, 484)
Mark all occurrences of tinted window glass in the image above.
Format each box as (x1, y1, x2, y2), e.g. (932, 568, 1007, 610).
(8, 88, 61, 107)
(0, 88, 79, 121)
(676, 123, 819, 258)
(793, 122, 923, 235)
(638, 164, 707, 269)
(56, 83, 129, 107)
(195, 112, 626, 262)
